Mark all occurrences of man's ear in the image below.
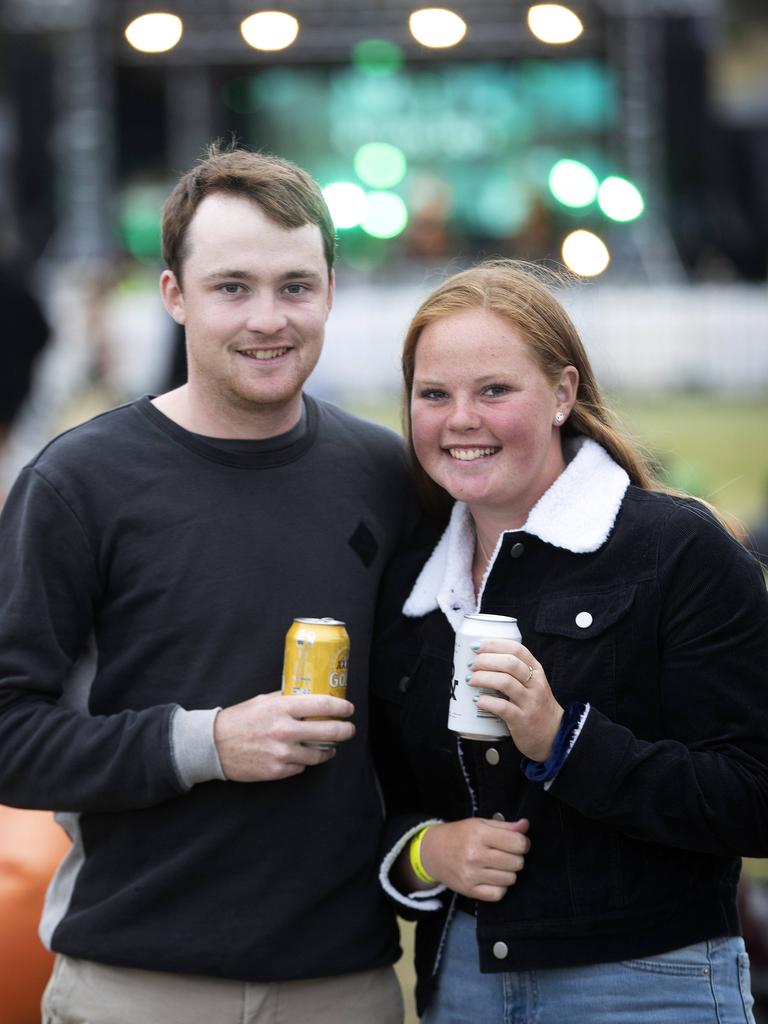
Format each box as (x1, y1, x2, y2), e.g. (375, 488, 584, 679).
(160, 269, 186, 325)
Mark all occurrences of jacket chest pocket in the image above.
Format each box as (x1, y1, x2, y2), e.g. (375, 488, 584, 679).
(534, 584, 637, 716)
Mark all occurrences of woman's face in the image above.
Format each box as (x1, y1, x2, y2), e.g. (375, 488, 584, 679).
(410, 307, 576, 525)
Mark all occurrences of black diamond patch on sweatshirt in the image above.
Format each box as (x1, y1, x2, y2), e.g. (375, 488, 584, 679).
(349, 521, 378, 567)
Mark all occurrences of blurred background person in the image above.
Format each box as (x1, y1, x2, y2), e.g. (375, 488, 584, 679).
(0, 261, 49, 474)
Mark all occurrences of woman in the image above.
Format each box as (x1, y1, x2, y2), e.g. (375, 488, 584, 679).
(371, 260, 768, 1023)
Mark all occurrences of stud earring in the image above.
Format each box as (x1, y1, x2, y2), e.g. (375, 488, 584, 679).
(554, 411, 564, 424)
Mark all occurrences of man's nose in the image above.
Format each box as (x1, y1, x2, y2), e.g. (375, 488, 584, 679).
(244, 294, 289, 334)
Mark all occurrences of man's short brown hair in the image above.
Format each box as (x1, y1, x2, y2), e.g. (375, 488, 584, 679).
(161, 143, 336, 283)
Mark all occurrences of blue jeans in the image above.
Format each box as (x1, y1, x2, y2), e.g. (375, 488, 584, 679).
(422, 910, 756, 1024)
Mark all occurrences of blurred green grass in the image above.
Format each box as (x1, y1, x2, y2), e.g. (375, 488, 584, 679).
(342, 392, 768, 527)
(610, 393, 768, 525)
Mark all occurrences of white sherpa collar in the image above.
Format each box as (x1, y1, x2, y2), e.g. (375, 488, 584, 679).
(402, 437, 630, 631)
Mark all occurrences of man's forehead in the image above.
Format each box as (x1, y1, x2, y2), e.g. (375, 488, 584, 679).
(183, 195, 328, 277)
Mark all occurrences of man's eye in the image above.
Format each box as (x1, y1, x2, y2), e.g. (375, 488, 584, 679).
(220, 283, 244, 295)
(284, 283, 308, 295)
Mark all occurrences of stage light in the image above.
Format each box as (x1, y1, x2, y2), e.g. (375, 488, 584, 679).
(322, 183, 368, 229)
(561, 229, 610, 276)
(548, 159, 598, 208)
(125, 13, 183, 53)
(597, 176, 645, 222)
(361, 192, 408, 238)
(409, 8, 467, 48)
(527, 5, 583, 45)
(241, 11, 299, 51)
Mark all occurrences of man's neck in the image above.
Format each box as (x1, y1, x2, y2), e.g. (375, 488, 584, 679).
(151, 385, 303, 440)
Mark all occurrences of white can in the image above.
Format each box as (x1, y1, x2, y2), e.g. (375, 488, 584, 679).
(448, 613, 521, 741)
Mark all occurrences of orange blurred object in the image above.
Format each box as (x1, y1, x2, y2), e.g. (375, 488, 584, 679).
(0, 806, 71, 1024)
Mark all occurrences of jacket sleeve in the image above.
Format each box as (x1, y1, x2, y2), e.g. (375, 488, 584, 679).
(370, 518, 450, 915)
(551, 502, 768, 857)
(0, 466, 186, 812)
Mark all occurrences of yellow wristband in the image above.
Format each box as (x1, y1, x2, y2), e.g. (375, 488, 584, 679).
(409, 826, 436, 884)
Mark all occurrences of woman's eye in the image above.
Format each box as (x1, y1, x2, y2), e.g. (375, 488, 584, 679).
(484, 385, 510, 397)
(419, 389, 448, 401)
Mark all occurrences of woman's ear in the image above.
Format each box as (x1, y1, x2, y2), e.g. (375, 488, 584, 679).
(553, 365, 579, 424)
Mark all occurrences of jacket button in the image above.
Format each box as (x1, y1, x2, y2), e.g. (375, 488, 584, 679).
(492, 941, 509, 960)
(492, 812, 506, 821)
(398, 676, 411, 693)
(509, 542, 525, 559)
(575, 611, 593, 629)
(485, 748, 500, 766)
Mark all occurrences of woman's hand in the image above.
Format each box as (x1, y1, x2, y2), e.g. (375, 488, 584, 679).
(418, 818, 530, 901)
(469, 640, 564, 762)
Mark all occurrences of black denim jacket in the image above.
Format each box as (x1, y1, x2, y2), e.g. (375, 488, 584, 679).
(372, 485, 768, 1016)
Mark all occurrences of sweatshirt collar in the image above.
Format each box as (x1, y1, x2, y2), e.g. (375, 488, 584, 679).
(403, 437, 630, 629)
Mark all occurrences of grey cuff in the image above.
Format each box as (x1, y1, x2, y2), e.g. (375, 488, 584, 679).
(170, 707, 227, 789)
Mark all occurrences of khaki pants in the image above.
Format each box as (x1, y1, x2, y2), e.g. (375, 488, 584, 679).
(42, 955, 404, 1024)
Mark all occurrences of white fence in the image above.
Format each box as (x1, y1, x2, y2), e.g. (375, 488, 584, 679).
(310, 282, 768, 401)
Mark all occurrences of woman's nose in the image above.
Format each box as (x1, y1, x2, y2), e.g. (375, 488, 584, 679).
(446, 397, 481, 430)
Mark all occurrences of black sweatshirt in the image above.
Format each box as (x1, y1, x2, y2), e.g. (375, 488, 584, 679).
(0, 394, 413, 981)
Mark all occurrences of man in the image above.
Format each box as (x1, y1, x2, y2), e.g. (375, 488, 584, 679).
(0, 146, 412, 1023)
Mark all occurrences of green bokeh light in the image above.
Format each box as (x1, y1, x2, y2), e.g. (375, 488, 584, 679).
(597, 176, 645, 221)
(361, 191, 408, 239)
(353, 143, 407, 189)
(548, 158, 599, 208)
(119, 204, 161, 261)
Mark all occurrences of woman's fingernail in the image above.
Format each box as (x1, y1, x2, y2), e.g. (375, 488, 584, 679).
(470, 643, 481, 651)
(472, 694, 479, 703)
(465, 673, 472, 682)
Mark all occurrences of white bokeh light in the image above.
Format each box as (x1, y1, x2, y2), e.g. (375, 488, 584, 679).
(409, 8, 467, 48)
(527, 5, 583, 45)
(240, 11, 299, 51)
(125, 13, 183, 53)
(561, 230, 610, 277)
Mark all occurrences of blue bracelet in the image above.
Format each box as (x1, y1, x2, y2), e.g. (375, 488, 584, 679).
(520, 702, 587, 783)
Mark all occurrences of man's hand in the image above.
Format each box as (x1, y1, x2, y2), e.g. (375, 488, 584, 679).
(416, 818, 530, 901)
(214, 691, 355, 782)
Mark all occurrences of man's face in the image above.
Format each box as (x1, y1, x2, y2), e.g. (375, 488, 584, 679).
(161, 193, 333, 420)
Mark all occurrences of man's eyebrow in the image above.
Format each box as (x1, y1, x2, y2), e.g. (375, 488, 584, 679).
(201, 269, 324, 284)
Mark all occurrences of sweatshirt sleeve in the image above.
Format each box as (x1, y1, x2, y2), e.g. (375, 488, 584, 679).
(550, 503, 768, 857)
(0, 466, 188, 811)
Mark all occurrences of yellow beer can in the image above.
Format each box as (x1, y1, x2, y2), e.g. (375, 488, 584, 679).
(281, 618, 350, 748)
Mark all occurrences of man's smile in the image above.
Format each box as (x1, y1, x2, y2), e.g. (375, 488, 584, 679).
(237, 346, 291, 361)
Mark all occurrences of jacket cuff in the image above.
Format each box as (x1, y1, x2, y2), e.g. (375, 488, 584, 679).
(170, 707, 227, 789)
(379, 819, 446, 912)
(520, 702, 590, 788)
